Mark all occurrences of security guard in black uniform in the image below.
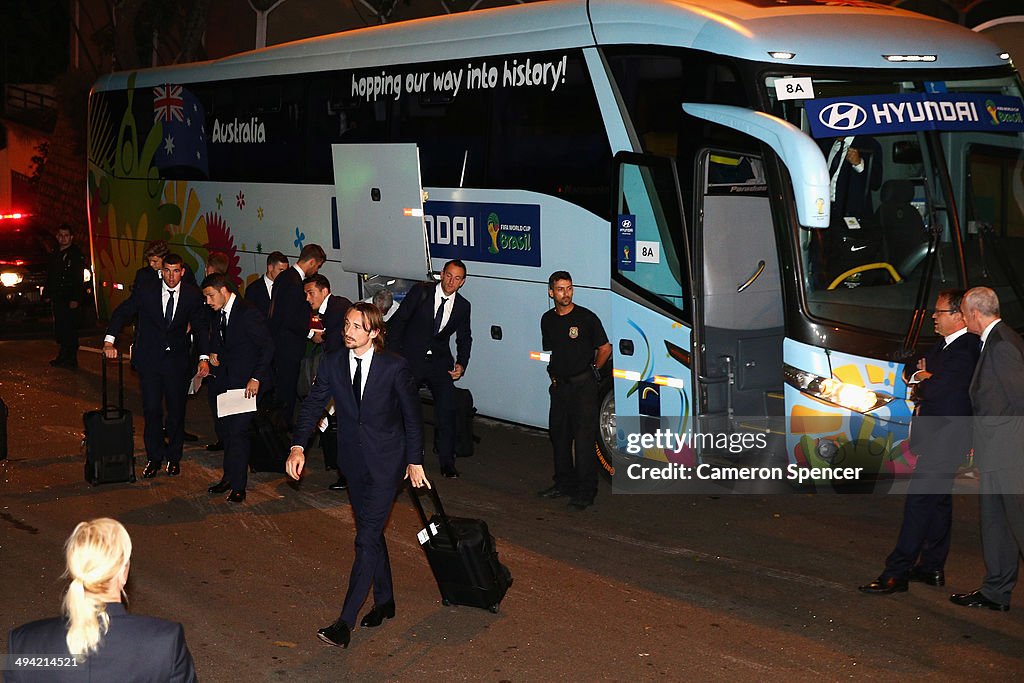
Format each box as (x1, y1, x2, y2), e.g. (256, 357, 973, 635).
(538, 270, 611, 510)
(45, 223, 86, 369)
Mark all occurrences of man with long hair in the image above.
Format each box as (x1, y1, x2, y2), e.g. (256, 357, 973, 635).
(287, 302, 428, 648)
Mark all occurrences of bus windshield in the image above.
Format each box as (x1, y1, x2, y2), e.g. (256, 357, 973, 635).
(765, 72, 1024, 337)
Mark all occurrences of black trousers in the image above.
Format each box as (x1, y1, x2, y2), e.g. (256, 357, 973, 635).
(139, 353, 189, 465)
(52, 300, 79, 363)
(548, 377, 600, 500)
(220, 411, 254, 491)
(882, 476, 954, 579)
(414, 360, 457, 469)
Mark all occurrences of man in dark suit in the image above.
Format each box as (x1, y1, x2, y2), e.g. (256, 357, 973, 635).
(303, 274, 352, 354)
(950, 286, 1024, 611)
(103, 253, 209, 478)
(388, 259, 472, 478)
(46, 224, 87, 369)
(859, 289, 978, 594)
(303, 273, 352, 491)
(287, 302, 428, 649)
(246, 250, 289, 318)
(268, 243, 326, 422)
(198, 273, 275, 503)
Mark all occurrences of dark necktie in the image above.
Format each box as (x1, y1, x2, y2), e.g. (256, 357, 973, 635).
(352, 357, 362, 408)
(219, 310, 228, 345)
(434, 297, 448, 334)
(164, 290, 175, 327)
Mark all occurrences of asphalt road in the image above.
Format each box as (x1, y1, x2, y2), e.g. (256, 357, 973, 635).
(1, 337, 1023, 681)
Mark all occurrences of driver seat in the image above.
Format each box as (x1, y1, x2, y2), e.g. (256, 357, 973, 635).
(875, 179, 929, 276)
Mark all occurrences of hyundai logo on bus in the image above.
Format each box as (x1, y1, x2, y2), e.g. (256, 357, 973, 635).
(806, 92, 1024, 138)
(424, 200, 541, 267)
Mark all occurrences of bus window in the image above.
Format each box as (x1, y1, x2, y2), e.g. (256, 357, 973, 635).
(964, 143, 1024, 327)
(613, 155, 690, 322)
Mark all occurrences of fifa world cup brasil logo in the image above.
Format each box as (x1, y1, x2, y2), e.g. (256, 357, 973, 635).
(487, 212, 501, 254)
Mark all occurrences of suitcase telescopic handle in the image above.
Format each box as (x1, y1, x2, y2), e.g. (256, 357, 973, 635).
(407, 481, 460, 547)
(101, 351, 125, 416)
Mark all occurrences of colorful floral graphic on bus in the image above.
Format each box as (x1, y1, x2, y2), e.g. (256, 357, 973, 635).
(88, 75, 239, 316)
(785, 340, 915, 481)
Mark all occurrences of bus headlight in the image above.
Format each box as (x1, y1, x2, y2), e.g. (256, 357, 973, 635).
(1, 271, 24, 287)
(784, 364, 894, 413)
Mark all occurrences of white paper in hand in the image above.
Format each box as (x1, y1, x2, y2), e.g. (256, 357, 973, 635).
(216, 388, 256, 417)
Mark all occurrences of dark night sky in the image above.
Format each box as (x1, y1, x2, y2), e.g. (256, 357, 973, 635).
(0, 0, 70, 86)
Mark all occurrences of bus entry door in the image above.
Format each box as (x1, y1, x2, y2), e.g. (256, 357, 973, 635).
(331, 143, 432, 280)
(694, 150, 783, 430)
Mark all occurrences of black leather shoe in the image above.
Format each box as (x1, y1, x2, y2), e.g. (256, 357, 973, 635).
(858, 576, 909, 594)
(227, 489, 246, 503)
(537, 485, 570, 499)
(317, 619, 351, 648)
(441, 465, 460, 479)
(166, 462, 180, 476)
(208, 479, 231, 494)
(909, 567, 944, 586)
(359, 601, 396, 628)
(206, 441, 224, 452)
(328, 476, 348, 491)
(568, 497, 594, 510)
(142, 461, 161, 479)
(950, 589, 1009, 611)
(182, 431, 198, 442)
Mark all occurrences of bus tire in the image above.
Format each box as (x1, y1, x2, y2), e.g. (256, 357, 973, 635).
(595, 378, 617, 481)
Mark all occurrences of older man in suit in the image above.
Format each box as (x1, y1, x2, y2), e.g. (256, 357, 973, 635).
(859, 289, 979, 594)
(246, 251, 289, 318)
(287, 302, 428, 649)
(388, 259, 472, 479)
(103, 253, 209, 478)
(198, 273, 275, 503)
(950, 286, 1024, 611)
(269, 243, 326, 422)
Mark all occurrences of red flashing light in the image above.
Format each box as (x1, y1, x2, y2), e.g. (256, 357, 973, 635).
(0, 212, 28, 220)
(0, 259, 27, 266)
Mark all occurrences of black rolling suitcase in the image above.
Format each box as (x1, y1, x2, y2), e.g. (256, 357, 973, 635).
(409, 483, 512, 613)
(84, 354, 136, 485)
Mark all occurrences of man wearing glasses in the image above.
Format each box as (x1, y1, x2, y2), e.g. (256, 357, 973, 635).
(859, 289, 979, 595)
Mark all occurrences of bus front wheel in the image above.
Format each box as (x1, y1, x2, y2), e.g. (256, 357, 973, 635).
(596, 380, 618, 480)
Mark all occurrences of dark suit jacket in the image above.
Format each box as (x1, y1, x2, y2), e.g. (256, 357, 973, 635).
(246, 276, 272, 318)
(293, 349, 423, 481)
(904, 332, 979, 474)
(132, 266, 162, 293)
(387, 282, 472, 375)
(970, 321, 1024, 472)
(6, 603, 196, 683)
(319, 294, 352, 354)
(267, 266, 308, 361)
(106, 280, 209, 369)
(209, 296, 275, 396)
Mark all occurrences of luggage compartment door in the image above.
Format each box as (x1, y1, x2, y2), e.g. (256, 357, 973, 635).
(332, 143, 432, 280)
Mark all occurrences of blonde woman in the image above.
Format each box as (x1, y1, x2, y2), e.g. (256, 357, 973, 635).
(6, 519, 196, 682)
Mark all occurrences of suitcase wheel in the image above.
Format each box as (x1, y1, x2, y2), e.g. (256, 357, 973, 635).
(489, 604, 499, 614)
(442, 598, 451, 607)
